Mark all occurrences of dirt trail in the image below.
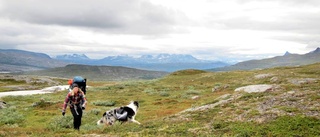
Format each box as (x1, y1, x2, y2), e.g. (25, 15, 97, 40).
(0, 85, 70, 98)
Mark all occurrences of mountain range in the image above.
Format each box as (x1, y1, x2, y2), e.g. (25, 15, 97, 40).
(1, 47, 320, 74)
(54, 53, 229, 72)
(210, 47, 320, 71)
(0, 49, 228, 73)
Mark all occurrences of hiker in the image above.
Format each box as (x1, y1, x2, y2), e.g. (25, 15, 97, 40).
(62, 83, 87, 130)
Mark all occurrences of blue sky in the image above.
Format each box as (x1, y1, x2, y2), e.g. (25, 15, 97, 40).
(0, 0, 319, 62)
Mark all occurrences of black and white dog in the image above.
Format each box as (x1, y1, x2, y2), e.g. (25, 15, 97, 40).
(97, 101, 141, 125)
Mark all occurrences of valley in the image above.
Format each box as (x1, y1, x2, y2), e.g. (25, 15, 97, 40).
(0, 63, 319, 136)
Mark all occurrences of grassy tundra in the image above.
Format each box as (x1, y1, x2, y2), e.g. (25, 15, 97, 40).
(0, 63, 319, 136)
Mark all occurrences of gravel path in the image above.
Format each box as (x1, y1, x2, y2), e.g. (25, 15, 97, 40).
(0, 85, 70, 98)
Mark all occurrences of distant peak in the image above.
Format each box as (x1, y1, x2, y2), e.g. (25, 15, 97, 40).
(55, 54, 89, 60)
(311, 47, 320, 53)
(283, 51, 292, 56)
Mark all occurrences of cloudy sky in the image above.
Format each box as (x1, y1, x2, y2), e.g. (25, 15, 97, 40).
(0, 0, 319, 62)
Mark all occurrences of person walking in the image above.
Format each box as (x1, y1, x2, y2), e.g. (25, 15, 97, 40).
(62, 83, 87, 130)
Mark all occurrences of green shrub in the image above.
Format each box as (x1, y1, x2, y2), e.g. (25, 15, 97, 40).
(95, 86, 111, 91)
(267, 115, 320, 136)
(185, 90, 201, 95)
(0, 108, 25, 126)
(32, 99, 56, 108)
(159, 91, 170, 97)
(46, 115, 73, 131)
(230, 115, 320, 136)
(81, 123, 103, 131)
(89, 109, 101, 115)
(279, 106, 299, 113)
(143, 88, 156, 95)
(212, 120, 229, 130)
(239, 92, 266, 100)
(92, 100, 116, 106)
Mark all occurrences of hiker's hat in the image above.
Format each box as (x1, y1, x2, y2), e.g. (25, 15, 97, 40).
(72, 83, 78, 87)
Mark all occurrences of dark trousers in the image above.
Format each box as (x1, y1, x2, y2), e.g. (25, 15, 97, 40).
(70, 105, 83, 130)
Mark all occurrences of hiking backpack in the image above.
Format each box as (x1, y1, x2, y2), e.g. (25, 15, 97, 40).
(70, 76, 87, 94)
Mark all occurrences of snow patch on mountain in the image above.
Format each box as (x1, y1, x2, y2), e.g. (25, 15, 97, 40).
(55, 54, 89, 60)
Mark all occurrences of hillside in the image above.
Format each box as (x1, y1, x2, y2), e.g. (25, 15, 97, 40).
(22, 64, 169, 81)
(0, 62, 319, 136)
(210, 47, 320, 71)
(0, 49, 68, 73)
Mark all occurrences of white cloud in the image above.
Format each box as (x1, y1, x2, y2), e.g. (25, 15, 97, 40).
(0, 0, 187, 35)
(0, 0, 319, 61)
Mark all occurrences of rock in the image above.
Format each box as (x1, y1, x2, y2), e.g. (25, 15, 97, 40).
(270, 77, 279, 83)
(212, 86, 220, 92)
(212, 84, 229, 92)
(223, 85, 230, 89)
(180, 94, 234, 113)
(191, 96, 200, 100)
(257, 97, 276, 113)
(288, 78, 317, 86)
(0, 101, 6, 109)
(235, 84, 275, 93)
(287, 91, 295, 94)
(254, 74, 274, 79)
(215, 94, 231, 100)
